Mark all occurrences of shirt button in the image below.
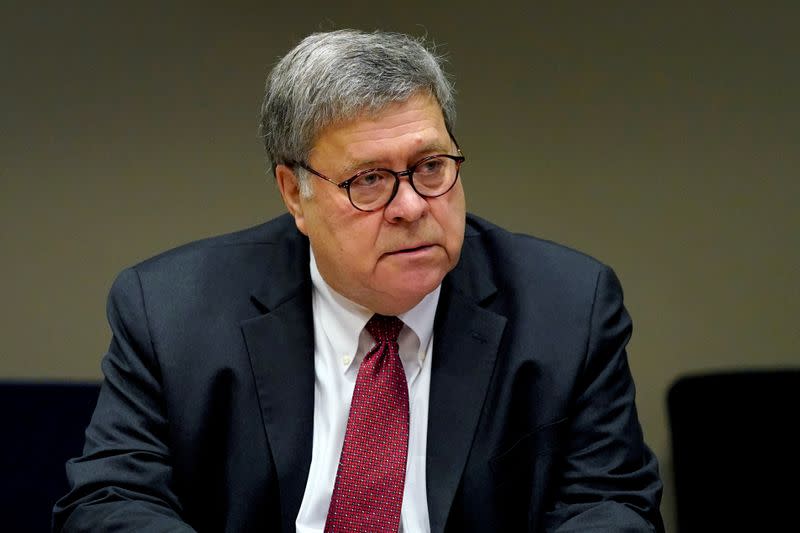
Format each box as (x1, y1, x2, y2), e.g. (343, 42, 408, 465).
(342, 355, 352, 366)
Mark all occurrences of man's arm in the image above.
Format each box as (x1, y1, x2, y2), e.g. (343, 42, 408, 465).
(543, 266, 664, 532)
(53, 267, 195, 532)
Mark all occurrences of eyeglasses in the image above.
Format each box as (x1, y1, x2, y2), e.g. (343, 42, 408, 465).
(295, 150, 465, 212)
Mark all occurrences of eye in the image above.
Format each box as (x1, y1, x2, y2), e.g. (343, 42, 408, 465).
(352, 171, 389, 189)
(417, 157, 445, 175)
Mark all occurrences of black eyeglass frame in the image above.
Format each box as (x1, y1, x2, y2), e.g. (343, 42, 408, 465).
(294, 149, 466, 212)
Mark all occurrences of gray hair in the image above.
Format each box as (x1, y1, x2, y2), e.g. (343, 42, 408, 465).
(259, 29, 456, 187)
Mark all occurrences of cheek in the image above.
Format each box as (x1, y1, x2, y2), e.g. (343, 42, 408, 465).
(307, 197, 367, 247)
(305, 206, 350, 263)
(333, 218, 383, 267)
(438, 193, 467, 251)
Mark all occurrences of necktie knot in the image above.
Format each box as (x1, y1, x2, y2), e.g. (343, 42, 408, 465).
(365, 314, 403, 344)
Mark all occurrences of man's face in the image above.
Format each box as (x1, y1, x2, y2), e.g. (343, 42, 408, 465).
(278, 93, 466, 315)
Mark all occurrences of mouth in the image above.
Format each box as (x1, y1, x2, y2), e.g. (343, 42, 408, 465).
(388, 243, 435, 255)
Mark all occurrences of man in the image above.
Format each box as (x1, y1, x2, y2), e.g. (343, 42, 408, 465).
(54, 30, 663, 532)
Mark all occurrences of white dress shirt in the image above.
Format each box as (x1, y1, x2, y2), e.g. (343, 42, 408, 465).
(295, 248, 438, 533)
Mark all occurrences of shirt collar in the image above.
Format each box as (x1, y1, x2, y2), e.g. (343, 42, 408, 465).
(309, 246, 440, 372)
(397, 285, 439, 365)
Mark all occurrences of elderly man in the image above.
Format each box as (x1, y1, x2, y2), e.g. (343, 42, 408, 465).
(54, 30, 663, 532)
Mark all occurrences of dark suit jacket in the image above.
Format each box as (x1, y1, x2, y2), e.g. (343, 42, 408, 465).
(54, 213, 663, 532)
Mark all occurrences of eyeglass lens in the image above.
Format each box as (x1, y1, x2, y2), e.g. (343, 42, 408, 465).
(350, 156, 459, 210)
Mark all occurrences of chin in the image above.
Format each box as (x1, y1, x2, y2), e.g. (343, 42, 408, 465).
(388, 277, 442, 309)
(374, 292, 428, 315)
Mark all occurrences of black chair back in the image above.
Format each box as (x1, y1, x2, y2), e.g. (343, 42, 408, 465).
(0, 381, 100, 532)
(667, 370, 800, 532)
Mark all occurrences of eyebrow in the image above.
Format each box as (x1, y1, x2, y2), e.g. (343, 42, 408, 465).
(339, 140, 452, 176)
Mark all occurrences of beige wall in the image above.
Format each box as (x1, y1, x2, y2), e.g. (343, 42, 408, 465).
(2, 3, 798, 530)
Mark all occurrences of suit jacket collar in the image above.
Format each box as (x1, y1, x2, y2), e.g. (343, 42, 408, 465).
(241, 216, 507, 533)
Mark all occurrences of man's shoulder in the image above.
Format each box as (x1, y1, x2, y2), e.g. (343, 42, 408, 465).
(463, 213, 607, 275)
(108, 213, 306, 307)
(458, 213, 616, 306)
(132, 213, 299, 272)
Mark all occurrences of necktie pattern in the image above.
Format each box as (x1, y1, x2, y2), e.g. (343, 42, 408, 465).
(325, 314, 409, 533)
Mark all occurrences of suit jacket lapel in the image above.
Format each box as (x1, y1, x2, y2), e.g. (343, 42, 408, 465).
(426, 242, 507, 533)
(241, 229, 315, 532)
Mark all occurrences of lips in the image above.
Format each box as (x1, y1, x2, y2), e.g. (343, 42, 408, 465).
(389, 243, 434, 255)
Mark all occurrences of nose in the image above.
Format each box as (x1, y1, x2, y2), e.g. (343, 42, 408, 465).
(383, 177, 429, 223)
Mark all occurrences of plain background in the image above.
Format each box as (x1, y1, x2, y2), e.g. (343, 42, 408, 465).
(2, 3, 798, 530)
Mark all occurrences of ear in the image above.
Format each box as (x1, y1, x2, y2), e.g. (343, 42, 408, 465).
(275, 164, 308, 235)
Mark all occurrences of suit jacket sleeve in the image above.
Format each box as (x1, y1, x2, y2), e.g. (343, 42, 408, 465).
(52, 267, 196, 532)
(543, 266, 664, 532)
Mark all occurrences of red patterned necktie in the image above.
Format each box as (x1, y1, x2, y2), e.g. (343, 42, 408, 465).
(325, 314, 409, 533)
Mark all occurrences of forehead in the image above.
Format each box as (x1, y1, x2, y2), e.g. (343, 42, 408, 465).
(309, 94, 450, 171)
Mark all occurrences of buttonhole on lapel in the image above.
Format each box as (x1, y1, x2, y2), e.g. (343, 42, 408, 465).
(250, 295, 269, 314)
(471, 331, 487, 344)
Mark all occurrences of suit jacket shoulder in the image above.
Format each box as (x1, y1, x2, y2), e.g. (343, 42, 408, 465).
(458, 213, 613, 311)
(116, 214, 309, 334)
